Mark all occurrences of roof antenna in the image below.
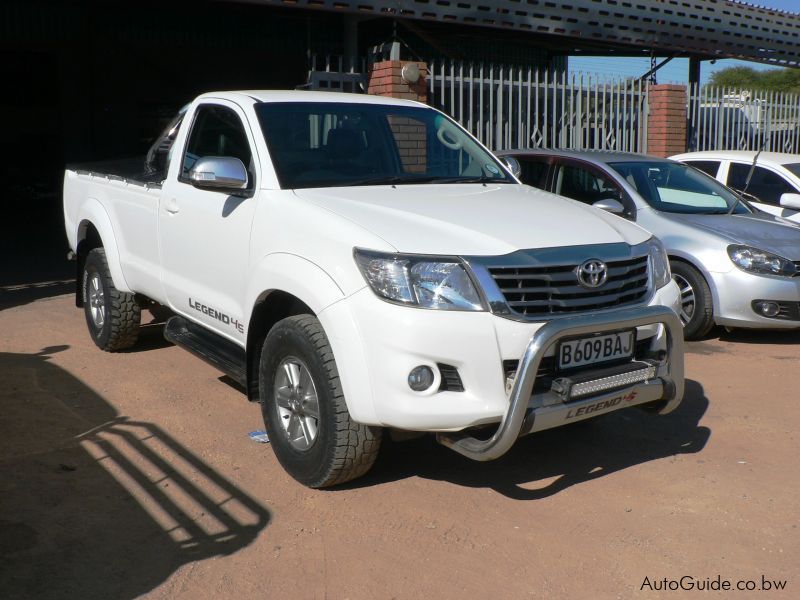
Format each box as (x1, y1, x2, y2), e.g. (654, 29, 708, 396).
(728, 103, 770, 214)
(742, 121, 768, 197)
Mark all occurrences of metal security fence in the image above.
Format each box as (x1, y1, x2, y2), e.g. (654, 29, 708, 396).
(429, 60, 649, 153)
(688, 85, 800, 154)
(300, 54, 368, 92)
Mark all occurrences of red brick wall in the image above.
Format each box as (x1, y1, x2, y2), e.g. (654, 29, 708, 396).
(370, 61, 430, 173)
(647, 84, 687, 157)
(387, 116, 428, 173)
(367, 60, 428, 103)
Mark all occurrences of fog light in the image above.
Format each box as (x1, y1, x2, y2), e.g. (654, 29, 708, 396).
(756, 301, 780, 318)
(408, 366, 435, 391)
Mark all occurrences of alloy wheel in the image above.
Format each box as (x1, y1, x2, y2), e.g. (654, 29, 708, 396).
(88, 273, 106, 328)
(274, 357, 320, 451)
(672, 273, 695, 326)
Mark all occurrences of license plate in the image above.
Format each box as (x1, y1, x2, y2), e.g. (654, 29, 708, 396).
(558, 330, 635, 370)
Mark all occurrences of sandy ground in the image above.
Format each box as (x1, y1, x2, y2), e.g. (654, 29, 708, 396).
(1, 291, 798, 599)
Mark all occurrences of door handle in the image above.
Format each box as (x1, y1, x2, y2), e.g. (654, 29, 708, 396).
(165, 198, 180, 214)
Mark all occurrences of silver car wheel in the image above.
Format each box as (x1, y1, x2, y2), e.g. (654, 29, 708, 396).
(274, 357, 320, 451)
(88, 272, 106, 328)
(672, 273, 695, 326)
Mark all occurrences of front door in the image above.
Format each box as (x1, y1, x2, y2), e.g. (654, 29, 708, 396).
(549, 159, 635, 218)
(726, 162, 800, 223)
(159, 100, 260, 343)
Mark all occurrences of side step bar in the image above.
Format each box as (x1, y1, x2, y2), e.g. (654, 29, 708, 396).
(164, 316, 247, 387)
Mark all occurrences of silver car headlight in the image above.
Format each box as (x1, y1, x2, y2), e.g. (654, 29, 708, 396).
(728, 245, 797, 277)
(354, 249, 485, 311)
(648, 237, 672, 289)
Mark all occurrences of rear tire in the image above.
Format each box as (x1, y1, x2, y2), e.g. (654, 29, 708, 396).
(259, 315, 381, 488)
(82, 248, 141, 351)
(670, 260, 714, 340)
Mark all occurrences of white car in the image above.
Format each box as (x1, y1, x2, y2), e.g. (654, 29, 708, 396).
(671, 151, 800, 222)
(64, 90, 684, 488)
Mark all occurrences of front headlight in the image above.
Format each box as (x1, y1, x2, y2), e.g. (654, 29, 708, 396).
(354, 249, 485, 311)
(648, 237, 672, 289)
(728, 245, 797, 277)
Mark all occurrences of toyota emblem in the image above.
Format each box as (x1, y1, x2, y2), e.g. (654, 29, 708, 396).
(576, 259, 608, 288)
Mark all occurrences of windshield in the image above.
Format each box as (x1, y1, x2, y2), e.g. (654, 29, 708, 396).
(785, 163, 800, 179)
(609, 161, 749, 215)
(255, 102, 514, 189)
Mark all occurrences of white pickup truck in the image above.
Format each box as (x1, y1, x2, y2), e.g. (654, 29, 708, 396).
(64, 91, 684, 488)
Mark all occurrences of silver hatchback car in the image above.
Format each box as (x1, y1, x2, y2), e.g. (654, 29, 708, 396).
(498, 149, 800, 339)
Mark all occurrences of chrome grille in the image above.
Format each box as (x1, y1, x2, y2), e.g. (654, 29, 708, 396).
(489, 256, 649, 317)
(793, 261, 800, 276)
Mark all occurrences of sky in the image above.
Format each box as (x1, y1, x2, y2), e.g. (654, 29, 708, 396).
(569, 0, 798, 85)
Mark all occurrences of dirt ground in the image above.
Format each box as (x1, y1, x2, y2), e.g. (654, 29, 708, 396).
(1, 289, 798, 599)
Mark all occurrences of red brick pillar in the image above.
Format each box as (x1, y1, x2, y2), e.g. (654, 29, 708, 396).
(367, 60, 428, 103)
(647, 84, 687, 157)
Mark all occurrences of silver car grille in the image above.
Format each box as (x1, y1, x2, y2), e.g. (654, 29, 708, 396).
(488, 256, 650, 317)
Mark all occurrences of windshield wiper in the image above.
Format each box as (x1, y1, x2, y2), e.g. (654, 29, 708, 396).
(430, 175, 509, 184)
(726, 195, 742, 215)
(345, 175, 440, 187)
(345, 174, 508, 186)
(727, 190, 757, 215)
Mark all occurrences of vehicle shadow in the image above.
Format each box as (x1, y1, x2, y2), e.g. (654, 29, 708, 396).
(354, 379, 710, 500)
(120, 320, 174, 353)
(0, 347, 270, 600)
(717, 328, 800, 345)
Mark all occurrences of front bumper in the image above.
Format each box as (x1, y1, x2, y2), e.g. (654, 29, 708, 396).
(711, 268, 800, 329)
(319, 280, 682, 448)
(437, 304, 683, 461)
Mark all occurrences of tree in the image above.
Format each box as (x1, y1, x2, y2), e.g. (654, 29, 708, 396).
(708, 66, 800, 93)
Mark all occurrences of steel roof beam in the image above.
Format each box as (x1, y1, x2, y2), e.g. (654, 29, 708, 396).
(247, 0, 800, 67)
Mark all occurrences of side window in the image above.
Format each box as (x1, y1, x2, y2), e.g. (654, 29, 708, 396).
(145, 105, 188, 177)
(519, 159, 548, 188)
(727, 163, 794, 205)
(553, 163, 622, 205)
(182, 105, 253, 185)
(685, 160, 721, 178)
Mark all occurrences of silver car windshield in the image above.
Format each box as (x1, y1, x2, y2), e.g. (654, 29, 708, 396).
(255, 102, 514, 189)
(609, 161, 749, 215)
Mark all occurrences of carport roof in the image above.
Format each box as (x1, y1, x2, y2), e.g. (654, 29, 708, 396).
(246, 0, 800, 67)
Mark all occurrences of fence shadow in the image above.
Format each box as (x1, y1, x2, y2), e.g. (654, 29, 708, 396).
(353, 379, 709, 499)
(0, 347, 270, 600)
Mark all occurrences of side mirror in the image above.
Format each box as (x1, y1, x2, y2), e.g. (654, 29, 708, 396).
(188, 156, 248, 191)
(501, 156, 522, 179)
(593, 198, 626, 215)
(779, 193, 800, 210)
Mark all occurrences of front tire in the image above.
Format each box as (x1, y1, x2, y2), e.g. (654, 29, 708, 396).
(670, 260, 714, 340)
(82, 248, 141, 351)
(259, 315, 381, 488)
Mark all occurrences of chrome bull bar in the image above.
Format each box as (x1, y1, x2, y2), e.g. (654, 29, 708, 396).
(437, 305, 684, 461)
